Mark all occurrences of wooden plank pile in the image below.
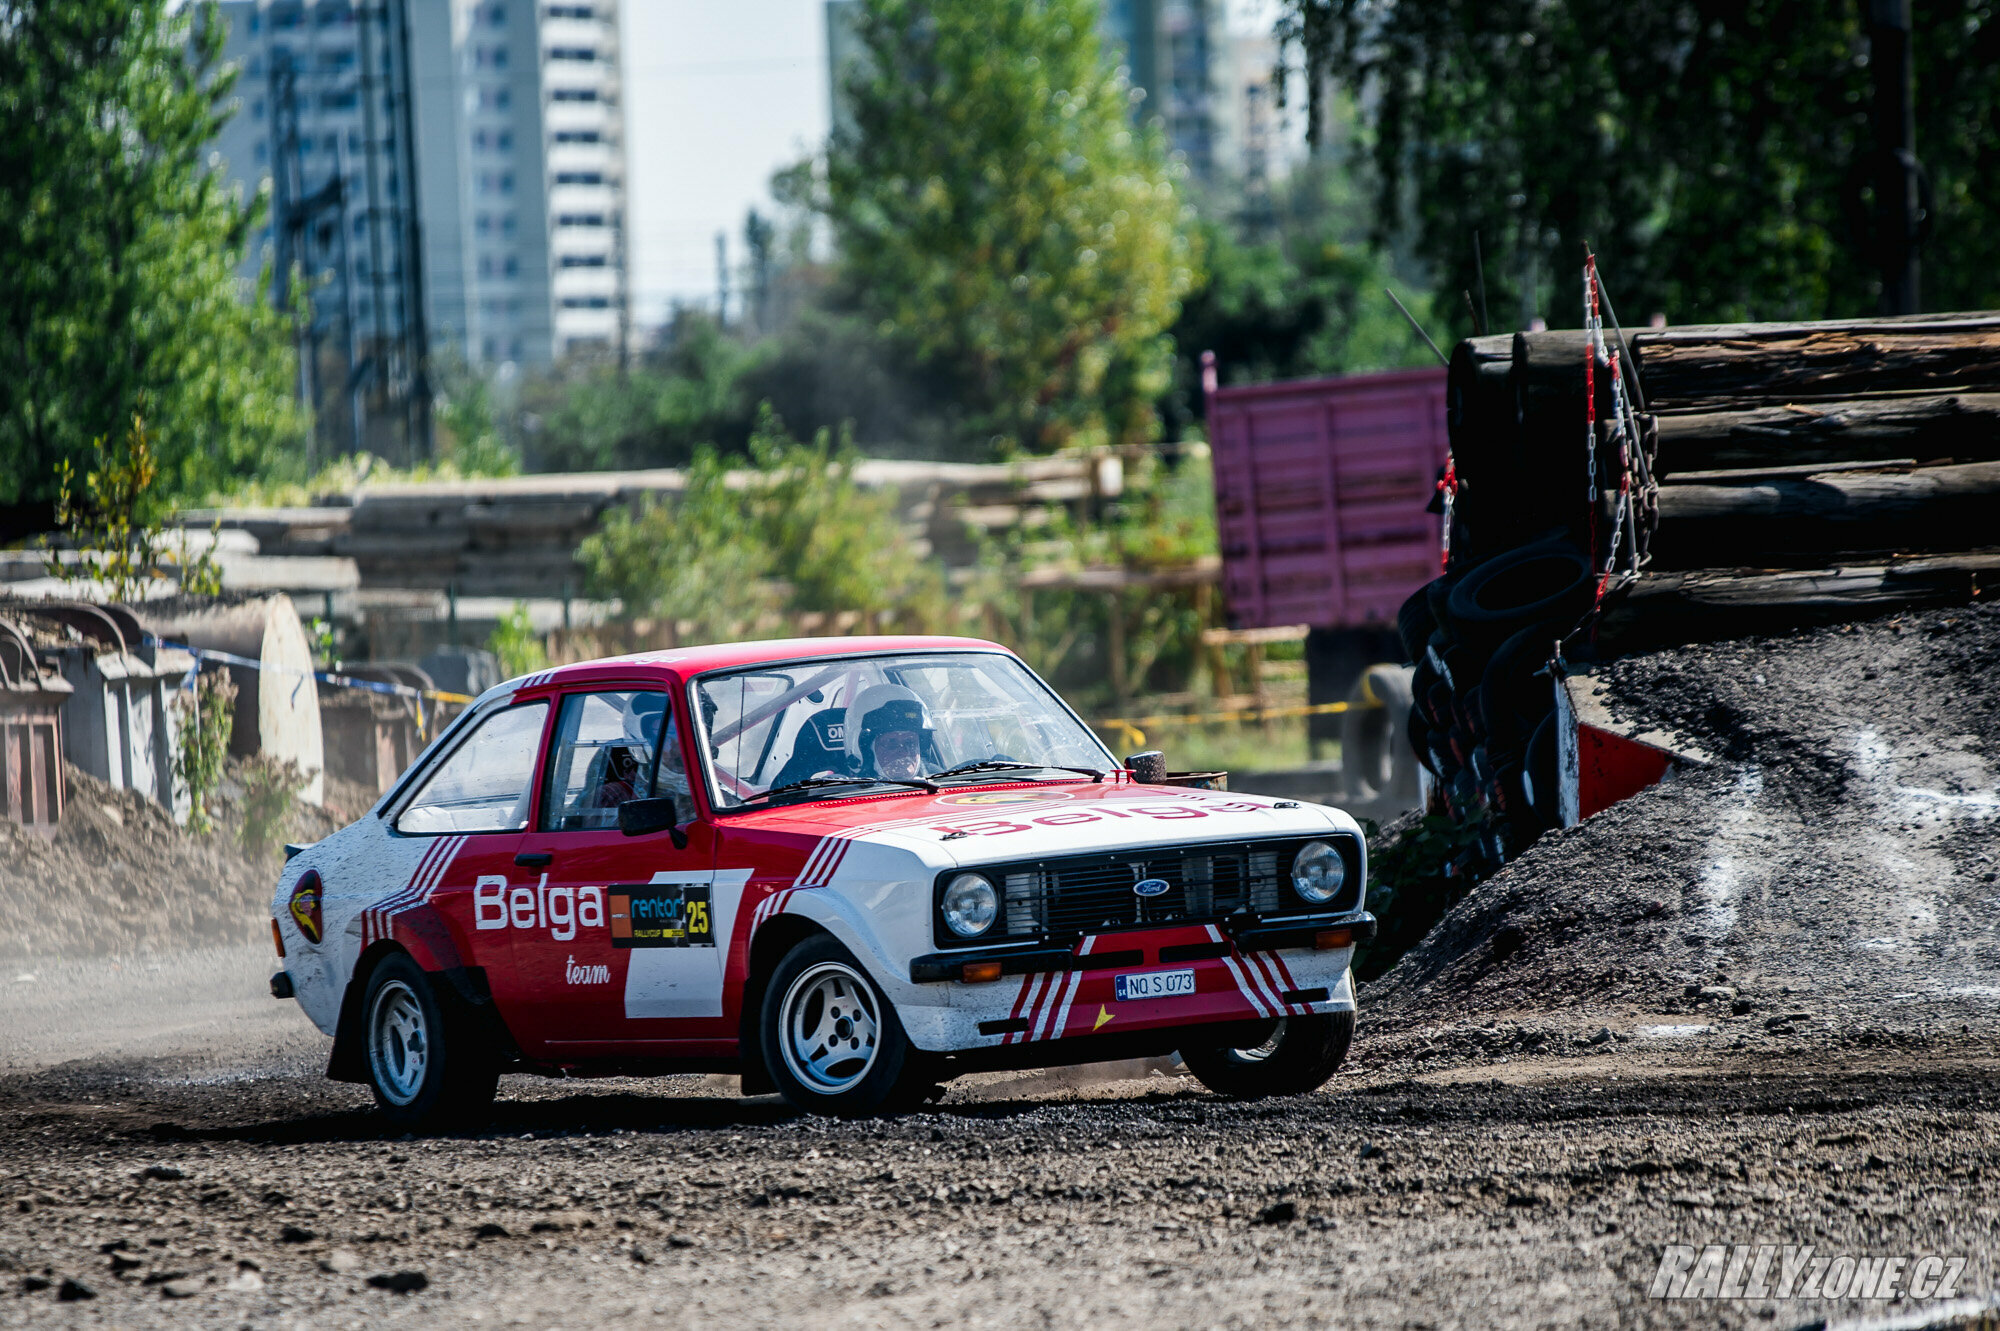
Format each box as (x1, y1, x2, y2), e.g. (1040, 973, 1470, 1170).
(1404, 309, 2000, 872)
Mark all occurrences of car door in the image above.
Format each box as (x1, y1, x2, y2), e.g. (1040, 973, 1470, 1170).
(386, 699, 552, 1031)
(509, 685, 729, 1056)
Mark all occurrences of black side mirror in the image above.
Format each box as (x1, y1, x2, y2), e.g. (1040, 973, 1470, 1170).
(618, 795, 687, 848)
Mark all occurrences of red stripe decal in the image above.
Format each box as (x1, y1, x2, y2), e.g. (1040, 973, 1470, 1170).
(1012, 971, 1058, 1045)
(1244, 949, 1295, 1015)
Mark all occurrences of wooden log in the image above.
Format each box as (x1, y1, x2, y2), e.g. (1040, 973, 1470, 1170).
(1593, 550, 2000, 651)
(1447, 334, 1516, 452)
(1633, 313, 2000, 408)
(1648, 460, 2000, 569)
(1651, 392, 2000, 474)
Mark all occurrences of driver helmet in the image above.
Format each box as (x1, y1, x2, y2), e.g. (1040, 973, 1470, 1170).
(623, 694, 666, 756)
(845, 684, 933, 777)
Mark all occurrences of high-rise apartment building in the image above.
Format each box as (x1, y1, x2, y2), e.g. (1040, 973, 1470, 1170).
(214, 0, 432, 458)
(1101, 0, 1304, 185)
(408, 0, 628, 365)
(213, 0, 628, 437)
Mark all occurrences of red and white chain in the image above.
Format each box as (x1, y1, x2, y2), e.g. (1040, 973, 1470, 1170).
(1584, 252, 1647, 602)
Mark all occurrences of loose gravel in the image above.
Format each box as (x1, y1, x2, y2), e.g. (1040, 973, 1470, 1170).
(4, 605, 1999, 1328)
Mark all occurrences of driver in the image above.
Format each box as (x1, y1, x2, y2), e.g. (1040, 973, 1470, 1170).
(590, 694, 667, 810)
(845, 684, 933, 783)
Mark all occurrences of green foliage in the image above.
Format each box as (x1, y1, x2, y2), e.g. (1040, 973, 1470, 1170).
(432, 351, 521, 477)
(1167, 163, 1443, 428)
(0, 0, 302, 506)
(488, 602, 550, 680)
(174, 669, 236, 835)
(521, 306, 984, 470)
(1280, 0, 2000, 328)
(50, 416, 226, 600)
(578, 407, 941, 641)
(238, 756, 306, 858)
(521, 312, 757, 471)
(1353, 814, 1487, 980)
(824, 0, 1201, 453)
(972, 452, 1220, 707)
(305, 617, 338, 668)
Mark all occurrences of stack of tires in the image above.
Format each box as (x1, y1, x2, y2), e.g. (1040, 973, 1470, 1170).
(1396, 539, 1596, 869)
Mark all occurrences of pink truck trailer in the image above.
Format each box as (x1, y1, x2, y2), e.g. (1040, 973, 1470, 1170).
(1202, 353, 1450, 756)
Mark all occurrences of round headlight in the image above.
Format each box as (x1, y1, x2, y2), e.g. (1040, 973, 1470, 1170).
(941, 873, 999, 938)
(1290, 840, 1347, 905)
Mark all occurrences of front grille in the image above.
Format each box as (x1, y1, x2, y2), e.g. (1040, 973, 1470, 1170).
(943, 836, 1361, 948)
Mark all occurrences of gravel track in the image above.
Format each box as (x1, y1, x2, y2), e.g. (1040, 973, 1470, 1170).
(5, 604, 2000, 1328)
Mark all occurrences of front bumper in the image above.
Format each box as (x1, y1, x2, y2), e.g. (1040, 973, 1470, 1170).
(892, 913, 1370, 1056)
(907, 910, 1376, 983)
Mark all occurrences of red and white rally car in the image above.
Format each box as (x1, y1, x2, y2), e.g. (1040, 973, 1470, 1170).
(272, 637, 1374, 1123)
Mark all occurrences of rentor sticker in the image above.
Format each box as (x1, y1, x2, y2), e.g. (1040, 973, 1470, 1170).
(608, 883, 714, 948)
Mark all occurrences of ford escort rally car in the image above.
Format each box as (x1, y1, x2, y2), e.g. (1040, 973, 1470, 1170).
(271, 636, 1375, 1123)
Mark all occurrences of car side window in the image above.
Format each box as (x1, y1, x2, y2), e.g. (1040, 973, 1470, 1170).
(395, 701, 549, 835)
(539, 690, 676, 832)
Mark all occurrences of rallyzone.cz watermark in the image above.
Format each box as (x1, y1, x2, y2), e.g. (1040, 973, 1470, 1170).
(1649, 1246, 1966, 1301)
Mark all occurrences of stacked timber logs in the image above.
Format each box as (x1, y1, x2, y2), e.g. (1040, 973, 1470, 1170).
(1405, 310, 2000, 873)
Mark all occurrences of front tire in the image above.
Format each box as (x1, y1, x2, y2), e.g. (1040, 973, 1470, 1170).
(1180, 1009, 1355, 1099)
(361, 952, 498, 1132)
(760, 935, 928, 1117)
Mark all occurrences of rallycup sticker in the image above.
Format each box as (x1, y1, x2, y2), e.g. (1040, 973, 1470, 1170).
(288, 874, 324, 945)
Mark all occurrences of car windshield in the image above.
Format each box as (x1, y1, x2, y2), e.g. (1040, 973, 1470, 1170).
(694, 651, 1113, 809)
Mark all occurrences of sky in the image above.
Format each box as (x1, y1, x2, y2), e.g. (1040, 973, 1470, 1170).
(619, 0, 830, 332)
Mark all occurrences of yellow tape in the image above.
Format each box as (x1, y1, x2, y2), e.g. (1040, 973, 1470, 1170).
(1092, 698, 1379, 733)
(1099, 718, 1147, 749)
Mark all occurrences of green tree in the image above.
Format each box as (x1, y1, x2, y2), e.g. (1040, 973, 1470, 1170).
(0, 0, 300, 507)
(1278, 0, 2000, 328)
(1166, 161, 1443, 431)
(824, 0, 1201, 454)
(578, 407, 939, 641)
(488, 602, 549, 680)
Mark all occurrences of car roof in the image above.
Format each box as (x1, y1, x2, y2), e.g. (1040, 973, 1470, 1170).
(501, 635, 1014, 693)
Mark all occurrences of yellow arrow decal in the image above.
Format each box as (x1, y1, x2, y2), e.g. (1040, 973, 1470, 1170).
(1094, 1004, 1114, 1031)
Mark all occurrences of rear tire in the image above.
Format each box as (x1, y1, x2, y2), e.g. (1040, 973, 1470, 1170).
(1180, 1008, 1355, 1099)
(361, 952, 499, 1133)
(760, 934, 929, 1117)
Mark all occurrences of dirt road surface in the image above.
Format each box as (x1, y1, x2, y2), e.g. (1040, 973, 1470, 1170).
(6, 606, 2000, 1328)
(4, 941, 1997, 1330)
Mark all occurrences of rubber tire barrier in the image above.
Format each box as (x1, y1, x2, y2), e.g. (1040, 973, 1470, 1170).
(1478, 619, 1566, 760)
(1444, 540, 1595, 651)
(1396, 584, 1440, 666)
(1180, 1010, 1355, 1099)
(1407, 705, 1438, 777)
(361, 952, 500, 1133)
(1521, 711, 1562, 831)
(759, 933, 930, 1117)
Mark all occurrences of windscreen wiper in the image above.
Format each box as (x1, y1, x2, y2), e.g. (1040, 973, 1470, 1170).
(928, 759, 1106, 783)
(741, 774, 939, 805)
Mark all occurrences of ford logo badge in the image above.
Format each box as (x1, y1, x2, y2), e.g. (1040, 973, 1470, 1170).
(1132, 877, 1171, 898)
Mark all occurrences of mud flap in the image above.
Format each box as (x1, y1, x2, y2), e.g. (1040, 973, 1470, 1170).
(327, 954, 512, 1084)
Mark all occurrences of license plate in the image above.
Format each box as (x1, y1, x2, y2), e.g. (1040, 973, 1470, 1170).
(1114, 968, 1196, 1002)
